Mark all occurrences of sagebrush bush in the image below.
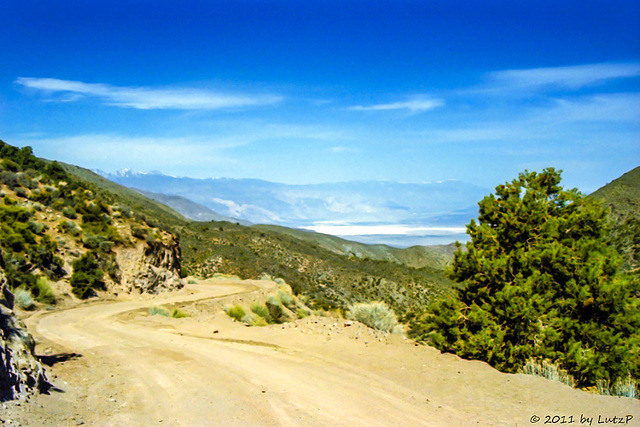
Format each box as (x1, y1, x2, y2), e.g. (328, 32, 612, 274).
(14, 288, 35, 310)
(521, 359, 575, 388)
(241, 312, 256, 324)
(277, 290, 295, 310)
(597, 374, 638, 399)
(149, 305, 170, 317)
(348, 301, 398, 332)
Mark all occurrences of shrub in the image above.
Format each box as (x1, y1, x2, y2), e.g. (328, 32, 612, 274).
(171, 308, 188, 318)
(14, 288, 35, 310)
(259, 272, 273, 281)
(266, 295, 285, 323)
(241, 312, 256, 324)
(62, 206, 77, 219)
(521, 359, 575, 388)
(70, 252, 105, 299)
(412, 169, 640, 388)
(58, 219, 82, 236)
(27, 221, 46, 234)
(1, 158, 19, 172)
(130, 224, 147, 240)
(597, 374, 638, 399)
(250, 316, 269, 326)
(348, 301, 398, 332)
(149, 305, 170, 317)
(227, 304, 246, 321)
(277, 290, 295, 310)
(82, 234, 114, 252)
(296, 307, 310, 319)
(35, 277, 56, 305)
(250, 302, 270, 320)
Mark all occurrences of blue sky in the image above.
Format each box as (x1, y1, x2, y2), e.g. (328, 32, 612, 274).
(1, 1, 638, 193)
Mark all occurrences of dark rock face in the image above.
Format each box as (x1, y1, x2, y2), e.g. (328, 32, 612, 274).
(132, 239, 184, 294)
(0, 262, 48, 401)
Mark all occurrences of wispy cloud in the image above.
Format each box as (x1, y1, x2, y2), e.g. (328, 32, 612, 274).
(327, 146, 358, 154)
(349, 97, 444, 113)
(15, 77, 283, 110)
(423, 92, 640, 147)
(485, 62, 640, 92)
(533, 92, 640, 122)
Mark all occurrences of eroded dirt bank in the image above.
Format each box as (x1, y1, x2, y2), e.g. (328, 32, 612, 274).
(2, 278, 639, 426)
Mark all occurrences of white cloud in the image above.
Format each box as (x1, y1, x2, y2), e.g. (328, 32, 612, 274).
(533, 93, 640, 123)
(349, 97, 444, 113)
(15, 77, 283, 110)
(486, 62, 640, 91)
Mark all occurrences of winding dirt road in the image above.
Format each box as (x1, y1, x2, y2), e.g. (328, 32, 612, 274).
(6, 278, 640, 426)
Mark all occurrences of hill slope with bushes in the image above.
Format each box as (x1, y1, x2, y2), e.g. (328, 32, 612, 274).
(0, 140, 183, 302)
(49, 146, 457, 317)
(591, 166, 640, 274)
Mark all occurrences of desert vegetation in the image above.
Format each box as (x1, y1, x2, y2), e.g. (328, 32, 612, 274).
(347, 301, 399, 332)
(224, 277, 313, 326)
(149, 305, 188, 318)
(409, 168, 639, 396)
(0, 140, 180, 300)
(3, 139, 639, 409)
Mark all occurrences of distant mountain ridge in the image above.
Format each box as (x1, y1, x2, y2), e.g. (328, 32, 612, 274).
(135, 189, 251, 225)
(96, 169, 488, 232)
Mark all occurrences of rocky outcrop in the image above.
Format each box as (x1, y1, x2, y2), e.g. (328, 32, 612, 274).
(116, 237, 184, 294)
(0, 255, 48, 401)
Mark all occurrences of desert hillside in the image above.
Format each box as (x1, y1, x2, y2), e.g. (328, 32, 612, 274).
(1, 142, 639, 426)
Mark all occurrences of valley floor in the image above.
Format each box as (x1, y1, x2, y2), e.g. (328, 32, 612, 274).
(2, 278, 639, 426)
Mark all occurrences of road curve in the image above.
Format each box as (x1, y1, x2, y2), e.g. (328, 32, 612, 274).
(27, 279, 457, 426)
(24, 278, 640, 426)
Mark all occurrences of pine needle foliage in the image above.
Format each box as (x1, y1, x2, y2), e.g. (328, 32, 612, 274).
(410, 168, 640, 388)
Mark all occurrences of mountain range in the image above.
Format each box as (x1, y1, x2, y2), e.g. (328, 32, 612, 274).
(96, 169, 488, 246)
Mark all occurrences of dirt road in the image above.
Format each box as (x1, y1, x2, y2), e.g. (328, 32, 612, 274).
(4, 278, 639, 426)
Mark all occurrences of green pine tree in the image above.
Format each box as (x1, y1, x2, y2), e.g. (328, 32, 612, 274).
(411, 168, 640, 387)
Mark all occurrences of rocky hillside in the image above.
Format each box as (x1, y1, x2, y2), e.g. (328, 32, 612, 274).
(1, 253, 48, 401)
(0, 140, 184, 303)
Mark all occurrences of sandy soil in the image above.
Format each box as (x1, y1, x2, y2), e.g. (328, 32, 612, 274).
(2, 278, 639, 426)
